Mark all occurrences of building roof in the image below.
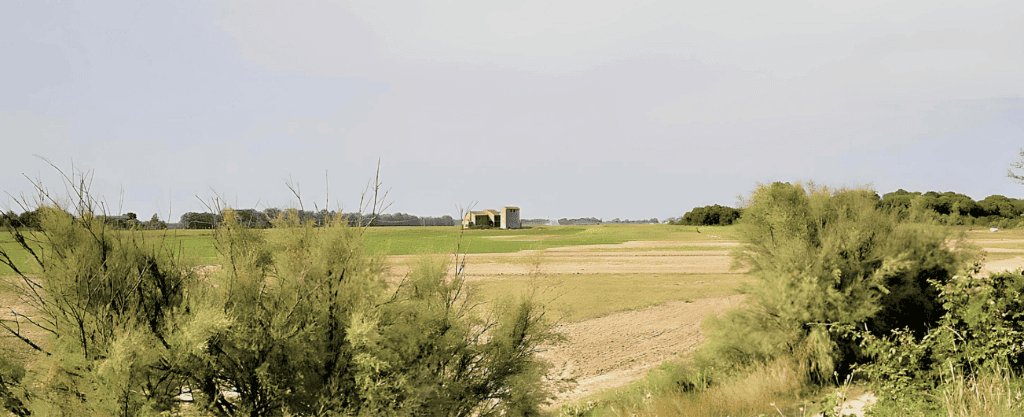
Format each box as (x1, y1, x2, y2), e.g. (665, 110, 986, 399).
(501, 206, 519, 210)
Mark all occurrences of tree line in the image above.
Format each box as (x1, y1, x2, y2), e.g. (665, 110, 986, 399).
(1, 209, 455, 230)
(178, 209, 456, 229)
(671, 190, 1024, 228)
(1, 210, 168, 230)
(879, 189, 1024, 227)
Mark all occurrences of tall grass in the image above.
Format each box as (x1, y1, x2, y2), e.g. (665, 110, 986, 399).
(558, 359, 809, 417)
(940, 362, 1024, 417)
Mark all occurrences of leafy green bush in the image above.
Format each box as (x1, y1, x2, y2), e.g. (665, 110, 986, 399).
(1, 205, 199, 415)
(850, 266, 1024, 412)
(695, 182, 970, 384)
(0, 175, 554, 416)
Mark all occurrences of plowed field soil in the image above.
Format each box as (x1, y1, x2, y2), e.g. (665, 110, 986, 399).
(386, 239, 750, 405)
(385, 234, 1024, 407)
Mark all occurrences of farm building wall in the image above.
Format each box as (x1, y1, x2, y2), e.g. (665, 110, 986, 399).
(501, 207, 520, 229)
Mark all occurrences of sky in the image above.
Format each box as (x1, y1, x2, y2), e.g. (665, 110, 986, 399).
(2, 0, 1023, 222)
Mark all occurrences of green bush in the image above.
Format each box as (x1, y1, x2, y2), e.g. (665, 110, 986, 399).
(0, 178, 554, 416)
(848, 267, 1024, 413)
(695, 182, 970, 383)
(1, 206, 198, 415)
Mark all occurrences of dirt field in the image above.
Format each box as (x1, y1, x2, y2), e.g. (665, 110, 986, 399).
(539, 294, 746, 405)
(385, 234, 1024, 408)
(386, 241, 743, 280)
(387, 239, 750, 406)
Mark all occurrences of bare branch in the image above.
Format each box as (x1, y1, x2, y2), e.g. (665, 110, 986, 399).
(1008, 148, 1024, 184)
(0, 319, 49, 354)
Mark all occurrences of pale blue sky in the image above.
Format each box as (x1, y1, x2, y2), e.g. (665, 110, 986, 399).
(2, 0, 1022, 222)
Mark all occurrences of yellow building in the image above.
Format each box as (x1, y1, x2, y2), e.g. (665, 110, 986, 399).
(462, 206, 521, 229)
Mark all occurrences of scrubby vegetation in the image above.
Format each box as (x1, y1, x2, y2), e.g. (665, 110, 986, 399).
(848, 265, 1024, 415)
(700, 182, 970, 381)
(0, 171, 553, 416)
(563, 182, 1024, 416)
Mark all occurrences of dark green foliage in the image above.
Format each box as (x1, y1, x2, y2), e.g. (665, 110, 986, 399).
(697, 182, 969, 383)
(880, 189, 1024, 225)
(143, 213, 168, 230)
(179, 211, 220, 229)
(16, 210, 40, 229)
(0, 211, 18, 228)
(848, 267, 1024, 410)
(673, 205, 742, 226)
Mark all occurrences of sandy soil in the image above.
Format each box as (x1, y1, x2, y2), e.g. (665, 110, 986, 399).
(980, 255, 1024, 276)
(385, 240, 748, 406)
(539, 294, 746, 406)
(386, 240, 741, 282)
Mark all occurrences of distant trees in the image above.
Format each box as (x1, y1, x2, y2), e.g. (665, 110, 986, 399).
(143, 213, 168, 230)
(233, 208, 271, 229)
(179, 211, 220, 229)
(603, 218, 659, 224)
(365, 212, 456, 226)
(18, 210, 40, 229)
(672, 204, 742, 226)
(879, 190, 1024, 227)
(1, 211, 20, 228)
(558, 217, 602, 226)
(173, 209, 457, 229)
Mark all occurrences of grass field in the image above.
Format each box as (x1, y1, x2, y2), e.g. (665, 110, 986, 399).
(1, 224, 734, 276)
(360, 224, 737, 255)
(471, 272, 748, 322)
(0, 229, 220, 276)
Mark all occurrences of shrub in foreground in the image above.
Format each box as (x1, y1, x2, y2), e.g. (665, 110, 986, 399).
(848, 267, 1024, 414)
(0, 179, 553, 416)
(696, 182, 970, 384)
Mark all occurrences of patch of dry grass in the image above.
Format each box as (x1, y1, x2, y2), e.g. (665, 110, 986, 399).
(469, 273, 751, 322)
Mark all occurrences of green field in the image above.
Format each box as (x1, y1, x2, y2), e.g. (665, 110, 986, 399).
(360, 224, 738, 255)
(1, 224, 738, 276)
(0, 229, 220, 276)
